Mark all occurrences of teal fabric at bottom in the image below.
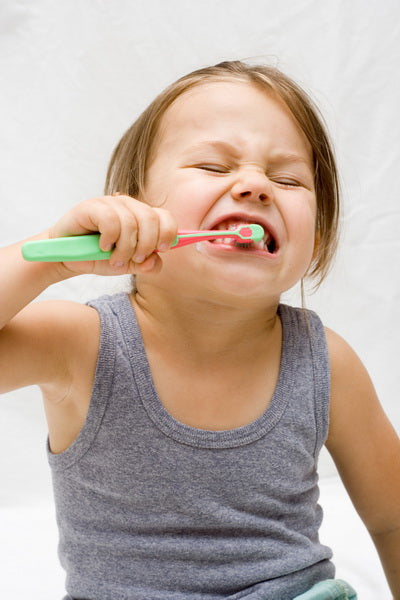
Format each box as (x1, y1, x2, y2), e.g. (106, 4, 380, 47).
(61, 579, 357, 600)
(293, 579, 357, 600)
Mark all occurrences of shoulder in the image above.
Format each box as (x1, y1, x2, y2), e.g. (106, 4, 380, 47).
(324, 326, 378, 441)
(10, 297, 98, 326)
(16, 298, 99, 348)
(1, 299, 100, 394)
(324, 326, 365, 380)
(37, 299, 100, 389)
(323, 326, 382, 429)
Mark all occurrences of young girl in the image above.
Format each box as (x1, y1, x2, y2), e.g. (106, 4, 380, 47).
(1, 61, 399, 600)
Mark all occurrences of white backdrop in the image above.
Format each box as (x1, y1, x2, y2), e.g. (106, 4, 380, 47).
(1, 0, 399, 598)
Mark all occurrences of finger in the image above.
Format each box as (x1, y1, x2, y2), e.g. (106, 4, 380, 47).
(71, 198, 123, 252)
(106, 197, 161, 268)
(128, 206, 162, 264)
(106, 206, 140, 268)
(87, 195, 139, 253)
(152, 208, 178, 252)
(132, 253, 162, 274)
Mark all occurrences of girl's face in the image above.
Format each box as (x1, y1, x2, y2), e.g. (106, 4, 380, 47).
(142, 80, 317, 305)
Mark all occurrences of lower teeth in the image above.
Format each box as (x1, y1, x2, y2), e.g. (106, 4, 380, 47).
(211, 239, 274, 253)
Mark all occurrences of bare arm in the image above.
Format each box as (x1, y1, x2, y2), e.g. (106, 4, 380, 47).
(0, 195, 177, 395)
(325, 328, 400, 599)
(0, 234, 79, 394)
(0, 232, 69, 330)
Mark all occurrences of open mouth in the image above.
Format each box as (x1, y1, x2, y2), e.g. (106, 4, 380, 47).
(209, 217, 278, 255)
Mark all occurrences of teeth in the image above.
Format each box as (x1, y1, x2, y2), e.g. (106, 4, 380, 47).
(215, 221, 228, 230)
(216, 220, 251, 231)
(212, 237, 239, 246)
(216, 220, 271, 241)
(212, 219, 276, 253)
(211, 236, 275, 253)
(212, 237, 233, 245)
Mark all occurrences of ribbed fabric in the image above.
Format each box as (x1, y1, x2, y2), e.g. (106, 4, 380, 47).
(49, 292, 335, 600)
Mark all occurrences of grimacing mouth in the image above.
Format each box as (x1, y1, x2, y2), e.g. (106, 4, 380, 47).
(209, 215, 278, 254)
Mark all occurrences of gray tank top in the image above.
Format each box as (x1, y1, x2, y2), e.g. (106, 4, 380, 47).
(48, 292, 335, 600)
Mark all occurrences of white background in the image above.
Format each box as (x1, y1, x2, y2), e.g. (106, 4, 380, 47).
(1, 0, 398, 598)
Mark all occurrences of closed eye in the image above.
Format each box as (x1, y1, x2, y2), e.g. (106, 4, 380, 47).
(274, 179, 301, 187)
(268, 168, 312, 189)
(269, 175, 303, 188)
(194, 164, 229, 174)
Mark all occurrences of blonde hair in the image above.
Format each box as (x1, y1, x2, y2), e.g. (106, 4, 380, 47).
(105, 60, 340, 288)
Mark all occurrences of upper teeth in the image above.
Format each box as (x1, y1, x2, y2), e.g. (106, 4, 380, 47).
(216, 220, 271, 245)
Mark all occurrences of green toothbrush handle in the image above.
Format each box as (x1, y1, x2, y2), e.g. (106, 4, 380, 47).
(21, 223, 265, 262)
(21, 234, 112, 262)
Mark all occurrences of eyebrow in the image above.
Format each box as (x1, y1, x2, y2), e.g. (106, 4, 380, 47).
(268, 152, 312, 168)
(184, 140, 311, 167)
(184, 140, 242, 157)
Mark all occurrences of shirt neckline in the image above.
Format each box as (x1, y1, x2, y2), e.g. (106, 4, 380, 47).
(117, 293, 298, 449)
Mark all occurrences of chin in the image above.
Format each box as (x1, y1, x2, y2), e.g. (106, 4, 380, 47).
(205, 272, 279, 305)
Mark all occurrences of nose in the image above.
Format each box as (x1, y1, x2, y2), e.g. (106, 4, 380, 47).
(230, 168, 272, 204)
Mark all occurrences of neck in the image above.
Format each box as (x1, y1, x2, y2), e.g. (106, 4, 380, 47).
(131, 279, 280, 362)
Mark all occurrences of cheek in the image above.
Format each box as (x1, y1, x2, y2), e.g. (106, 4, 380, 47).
(288, 200, 317, 260)
(159, 173, 217, 225)
(290, 197, 316, 234)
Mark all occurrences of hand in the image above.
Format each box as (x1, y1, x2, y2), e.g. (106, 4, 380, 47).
(48, 194, 178, 277)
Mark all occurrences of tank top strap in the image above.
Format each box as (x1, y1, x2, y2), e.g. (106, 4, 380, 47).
(47, 294, 121, 471)
(278, 304, 330, 453)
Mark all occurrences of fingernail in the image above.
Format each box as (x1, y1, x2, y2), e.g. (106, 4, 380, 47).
(134, 254, 145, 263)
(112, 261, 125, 269)
(158, 243, 168, 252)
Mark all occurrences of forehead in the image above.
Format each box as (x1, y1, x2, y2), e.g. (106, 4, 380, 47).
(156, 80, 312, 161)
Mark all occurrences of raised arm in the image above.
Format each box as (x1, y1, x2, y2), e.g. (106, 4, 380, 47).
(0, 195, 177, 395)
(325, 328, 400, 599)
(0, 233, 80, 393)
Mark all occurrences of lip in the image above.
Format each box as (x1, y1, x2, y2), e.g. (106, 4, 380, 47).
(200, 240, 280, 261)
(206, 211, 280, 253)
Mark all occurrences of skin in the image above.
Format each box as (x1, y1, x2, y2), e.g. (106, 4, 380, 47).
(141, 82, 317, 306)
(129, 81, 317, 428)
(0, 80, 399, 596)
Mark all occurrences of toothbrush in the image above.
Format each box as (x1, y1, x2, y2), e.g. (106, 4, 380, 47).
(21, 224, 264, 262)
